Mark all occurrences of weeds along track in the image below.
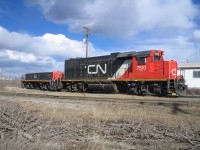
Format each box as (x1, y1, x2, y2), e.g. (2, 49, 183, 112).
(1, 89, 200, 149)
(182, 95, 200, 98)
(0, 91, 199, 107)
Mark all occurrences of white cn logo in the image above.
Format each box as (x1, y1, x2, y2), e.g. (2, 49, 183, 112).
(87, 64, 107, 74)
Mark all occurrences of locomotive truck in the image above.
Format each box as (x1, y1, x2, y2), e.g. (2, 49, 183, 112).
(21, 50, 187, 96)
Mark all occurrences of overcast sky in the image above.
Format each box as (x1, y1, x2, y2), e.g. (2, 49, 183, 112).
(0, 0, 200, 77)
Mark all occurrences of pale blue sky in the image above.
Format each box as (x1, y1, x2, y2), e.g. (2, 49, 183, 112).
(0, 0, 200, 77)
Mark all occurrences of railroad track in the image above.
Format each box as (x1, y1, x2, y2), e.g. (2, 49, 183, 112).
(0, 91, 200, 107)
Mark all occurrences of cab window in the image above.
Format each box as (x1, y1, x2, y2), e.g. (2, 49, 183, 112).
(138, 57, 146, 65)
(154, 56, 160, 61)
(154, 52, 161, 61)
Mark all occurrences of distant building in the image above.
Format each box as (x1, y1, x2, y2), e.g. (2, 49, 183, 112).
(178, 63, 200, 88)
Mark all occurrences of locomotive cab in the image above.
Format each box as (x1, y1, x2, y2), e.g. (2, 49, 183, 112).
(130, 50, 166, 80)
(129, 50, 180, 81)
(118, 50, 186, 96)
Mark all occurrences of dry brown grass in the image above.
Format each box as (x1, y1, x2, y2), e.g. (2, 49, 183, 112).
(23, 101, 200, 127)
(20, 99, 200, 149)
(187, 88, 200, 95)
(1, 95, 200, 149)
(0, 80, 21, 91)
(1, 80, 200, 149)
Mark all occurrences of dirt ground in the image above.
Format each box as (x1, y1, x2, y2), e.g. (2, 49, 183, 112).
(0, 84, 200, 149)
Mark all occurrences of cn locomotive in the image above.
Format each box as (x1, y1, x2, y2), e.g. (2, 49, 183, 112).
(21, 50, 187, 96)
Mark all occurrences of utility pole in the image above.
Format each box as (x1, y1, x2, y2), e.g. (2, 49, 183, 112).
(84, 27, 90, 58)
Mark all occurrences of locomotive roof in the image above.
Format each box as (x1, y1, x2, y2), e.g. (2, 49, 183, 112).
(116, 51, 136, 58)
(117, 50, 152, 58)
(67, 50, 155, 60)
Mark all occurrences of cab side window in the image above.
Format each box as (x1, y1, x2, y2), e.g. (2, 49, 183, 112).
(138, 57, 146, 65)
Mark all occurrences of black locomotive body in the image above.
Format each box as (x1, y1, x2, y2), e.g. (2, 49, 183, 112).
(22, 72, 64, 91)
(65, 52, 130, 79)
(25, 72, 52, 80)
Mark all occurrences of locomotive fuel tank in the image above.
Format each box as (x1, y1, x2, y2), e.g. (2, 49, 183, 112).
(87, 83, 118, 93)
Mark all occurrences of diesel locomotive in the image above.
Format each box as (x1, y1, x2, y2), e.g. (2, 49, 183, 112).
(21, 50, 187, 96)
